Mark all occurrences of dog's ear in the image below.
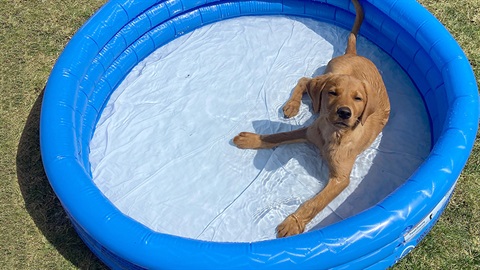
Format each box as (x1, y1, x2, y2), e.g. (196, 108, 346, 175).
(359, 81, 378, 125)
(307, 74, 333, 113)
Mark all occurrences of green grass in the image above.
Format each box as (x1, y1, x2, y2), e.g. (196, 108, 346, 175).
(1, 0, 478, 269)
(392, 1, 480, 269)
(1, 1, 108, 268)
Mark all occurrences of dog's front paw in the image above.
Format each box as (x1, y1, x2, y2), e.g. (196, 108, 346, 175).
(283, 100, 301, 118)
(276, 214, 305, 238)
(233, 132, 263, 149)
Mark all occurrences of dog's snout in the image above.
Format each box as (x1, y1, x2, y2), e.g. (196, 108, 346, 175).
(337, 107, 352, 119)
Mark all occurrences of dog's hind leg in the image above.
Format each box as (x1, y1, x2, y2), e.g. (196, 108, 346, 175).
(233, 128, 308, 149)
(276, 157, 355, 238)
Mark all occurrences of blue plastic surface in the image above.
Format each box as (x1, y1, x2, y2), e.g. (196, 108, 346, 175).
(40, 0, 479, 269)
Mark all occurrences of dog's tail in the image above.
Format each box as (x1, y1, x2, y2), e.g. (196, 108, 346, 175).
(345, 0, 364, 55)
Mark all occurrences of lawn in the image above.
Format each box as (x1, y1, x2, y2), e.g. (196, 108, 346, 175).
(1, 0, 478, 269)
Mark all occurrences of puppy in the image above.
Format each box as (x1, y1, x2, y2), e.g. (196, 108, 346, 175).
(233, 0, 390, 238)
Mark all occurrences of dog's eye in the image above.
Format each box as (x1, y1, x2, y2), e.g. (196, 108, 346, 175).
(354, 96, 363, 101)
(328, 91, 338, 96)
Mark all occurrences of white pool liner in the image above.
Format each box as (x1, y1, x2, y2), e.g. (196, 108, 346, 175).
(89, 16, 431, 243)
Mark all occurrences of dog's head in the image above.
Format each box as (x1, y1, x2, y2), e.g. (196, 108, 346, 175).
(307, 73, 377, 129)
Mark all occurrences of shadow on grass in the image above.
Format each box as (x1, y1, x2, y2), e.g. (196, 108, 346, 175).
(16, 90, 107, 269)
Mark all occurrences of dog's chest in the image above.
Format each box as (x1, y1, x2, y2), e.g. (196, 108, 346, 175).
(308, 126, 351, 154)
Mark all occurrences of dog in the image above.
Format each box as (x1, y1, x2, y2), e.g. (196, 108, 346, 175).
(232, 0, 390, 238)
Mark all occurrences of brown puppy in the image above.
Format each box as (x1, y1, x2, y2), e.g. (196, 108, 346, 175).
(233, 0, 390, 238)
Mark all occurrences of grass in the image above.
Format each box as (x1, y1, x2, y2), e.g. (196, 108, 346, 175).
(1, 1, 108, 268)
(392, 1, 480, 269)
(0, 0, 478, 269)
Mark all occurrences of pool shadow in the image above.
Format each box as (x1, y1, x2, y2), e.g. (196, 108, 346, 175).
(16, 89, 107, 269)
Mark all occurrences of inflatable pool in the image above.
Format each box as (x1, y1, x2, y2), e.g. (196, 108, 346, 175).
(40, 0, 479, 269)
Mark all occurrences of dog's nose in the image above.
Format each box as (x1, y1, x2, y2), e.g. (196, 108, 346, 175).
(337, 107, 352, 119)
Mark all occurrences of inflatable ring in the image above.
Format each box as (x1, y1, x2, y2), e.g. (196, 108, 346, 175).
(40, 0, 479, 268)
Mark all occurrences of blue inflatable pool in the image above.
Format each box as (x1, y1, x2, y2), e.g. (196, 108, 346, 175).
(40, 0, 479, 269)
